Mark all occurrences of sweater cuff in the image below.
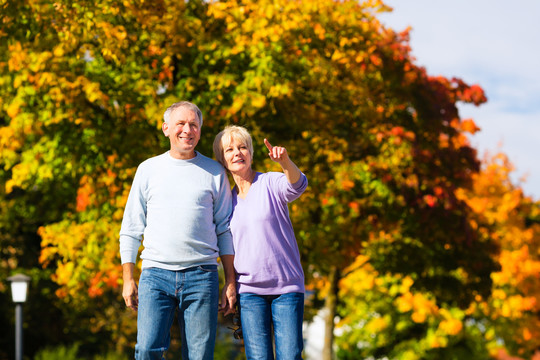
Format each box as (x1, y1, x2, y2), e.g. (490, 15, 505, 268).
(292, 173, 307, 190)
(119, 235, 141, 264)
(217, 230, 234, 256)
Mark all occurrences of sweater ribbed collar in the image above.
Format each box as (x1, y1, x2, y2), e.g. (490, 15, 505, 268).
(165, 151, 201, 166)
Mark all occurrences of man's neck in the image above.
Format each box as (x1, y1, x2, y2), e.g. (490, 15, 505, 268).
(169, 149, 197, 160)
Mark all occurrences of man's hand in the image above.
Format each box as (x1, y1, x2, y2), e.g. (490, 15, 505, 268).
(122, 263, 138, 310)
(123, 280, 138, 310)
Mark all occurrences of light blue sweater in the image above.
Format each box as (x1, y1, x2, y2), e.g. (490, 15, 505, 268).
(119, 151, 234, 270)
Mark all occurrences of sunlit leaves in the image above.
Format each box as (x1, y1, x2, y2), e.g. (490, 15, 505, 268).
(39, 219, 122, 300)
(0, 0, 173, 351)
(338, 254, 495, 359)
(338, 152, 538, 358)
(457, 153, 540, 357)
(1, 0, 538, 357)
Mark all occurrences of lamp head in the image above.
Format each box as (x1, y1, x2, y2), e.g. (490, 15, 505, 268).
(7, 274, 31, 303)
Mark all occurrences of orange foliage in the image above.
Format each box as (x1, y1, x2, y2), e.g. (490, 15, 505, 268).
(496, 349, 540, 360)
(39, 219, 123, 300)
(423, 194, 437, 207)
(461, 118, 481, 134)
(457, 152, 540, 356)
(459, 84, 487, 105)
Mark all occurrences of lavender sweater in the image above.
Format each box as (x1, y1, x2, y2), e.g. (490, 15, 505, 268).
(230, 171, 308, 295)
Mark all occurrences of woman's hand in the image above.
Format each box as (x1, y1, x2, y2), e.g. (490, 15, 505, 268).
(264, 138, 290, 165)
(219, 281, 237, 316)
(264, 138, 301, 184)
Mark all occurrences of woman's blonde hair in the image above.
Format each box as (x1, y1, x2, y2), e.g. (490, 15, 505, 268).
(213, 125, 254, 169)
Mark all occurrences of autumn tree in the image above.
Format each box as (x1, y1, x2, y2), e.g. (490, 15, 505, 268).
(336, 153, 540, 359)
(1, 0, 531, 358)
(456, 153, 540, 359)
(1, 0, 175, 354)
(195, 3, 499, 358)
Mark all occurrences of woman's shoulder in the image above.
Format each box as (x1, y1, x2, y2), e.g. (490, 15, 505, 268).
(256, 171, 284, 183)
(256, 171, 290, 189)
(259, 171, 284, 179)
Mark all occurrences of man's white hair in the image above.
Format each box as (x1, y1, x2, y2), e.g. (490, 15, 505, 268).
(163, 101, 203, 126)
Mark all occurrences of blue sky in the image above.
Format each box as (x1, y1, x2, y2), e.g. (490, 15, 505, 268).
(378, 0, 540, 200)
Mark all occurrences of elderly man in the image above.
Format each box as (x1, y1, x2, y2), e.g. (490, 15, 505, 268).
(119, 101, 236, 360)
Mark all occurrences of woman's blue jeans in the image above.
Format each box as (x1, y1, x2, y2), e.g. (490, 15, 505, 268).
(135, 266, 219, 360)
(239, 292, 304, 360)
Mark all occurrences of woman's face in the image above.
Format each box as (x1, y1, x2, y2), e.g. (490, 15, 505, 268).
(223, 137, 252, 173)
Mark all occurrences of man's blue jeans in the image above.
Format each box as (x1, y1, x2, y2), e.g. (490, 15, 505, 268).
(239, 292, 304, 360)
(135, 266, 219, 360)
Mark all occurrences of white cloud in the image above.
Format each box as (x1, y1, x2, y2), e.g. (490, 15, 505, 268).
(379, 0, 540, 199)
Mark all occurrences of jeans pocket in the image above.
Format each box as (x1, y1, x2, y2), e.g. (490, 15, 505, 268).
(197, 265, 218, 273)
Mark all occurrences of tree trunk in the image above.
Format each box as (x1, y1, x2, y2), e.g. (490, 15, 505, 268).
(322, 266, 340, 360)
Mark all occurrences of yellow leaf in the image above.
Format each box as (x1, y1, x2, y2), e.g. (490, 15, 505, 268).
(5, 179, 15, 193)
(438, 318, 463, 335)
(53, 46, 64, 57)
(7, 99, 22, 118)
(251, 94, 266, 108)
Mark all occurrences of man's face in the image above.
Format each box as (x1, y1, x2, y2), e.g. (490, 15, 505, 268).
(162, 107, 201, 159)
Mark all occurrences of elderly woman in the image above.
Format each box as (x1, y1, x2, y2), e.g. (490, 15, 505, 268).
(213, 125, 308, 360)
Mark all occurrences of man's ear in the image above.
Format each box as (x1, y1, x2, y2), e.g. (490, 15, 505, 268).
(162, 121, 169, 137)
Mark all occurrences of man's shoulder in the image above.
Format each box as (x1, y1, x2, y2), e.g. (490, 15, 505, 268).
(195, 152, 226, 174)
(138, 153, 167, 169)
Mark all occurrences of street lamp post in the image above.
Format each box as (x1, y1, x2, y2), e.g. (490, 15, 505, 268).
(7, 274, 31, 360)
